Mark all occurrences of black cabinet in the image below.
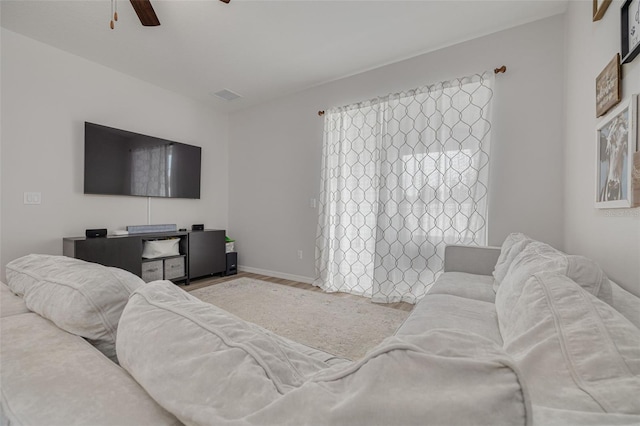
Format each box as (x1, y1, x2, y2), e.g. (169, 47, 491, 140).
(63, 229, 225, 284)
(188, 230, 225, 279)
(63, 236, 142, 276)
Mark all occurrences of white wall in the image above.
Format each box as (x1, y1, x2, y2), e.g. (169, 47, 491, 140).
(0, 29, 229, 278)
(564, 1, 640, 293)
(228, 15, 566, 282)
(0, 25, 4, 277)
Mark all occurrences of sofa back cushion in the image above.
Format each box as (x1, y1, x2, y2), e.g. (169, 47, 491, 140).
(499, 241, 610, 304)
(1, 310, 180, 426)
(607, 281, 640, 330)
(118, 280, 531, 426)
(492, 233, 533, 291)
(0, 282, 30, 317)
(5, 254, 143, 362)
(496, 271, 640, 413)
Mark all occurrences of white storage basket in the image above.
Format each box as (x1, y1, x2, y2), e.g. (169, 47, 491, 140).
(141, 260, 163, 283)
(164, 257, 185, 280)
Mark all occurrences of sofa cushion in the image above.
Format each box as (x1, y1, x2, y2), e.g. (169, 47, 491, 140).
(5, 254, 143, 362)
(532, 405, 640, 426)
(117, 280, 530, 426)
(396, 293, 502, 345)
(0, 282, 29, 317)
(500, 241, 610, 304)
(428, 272, 495, 303)
(497, 272, 640, 414)
(492, 232, 533, 291)
(268, 330, 530, 426)
(269, 332, 349, 367)
(607, 281, 640, 330)
(117, 281, 349, 422)
(565, 254, 612, 303)
(0, 311, 179, 426)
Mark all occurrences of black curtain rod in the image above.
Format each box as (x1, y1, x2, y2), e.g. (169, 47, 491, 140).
(318, 65, 507, 117)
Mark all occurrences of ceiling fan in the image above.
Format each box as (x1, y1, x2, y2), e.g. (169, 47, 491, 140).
(111, 0, 230, 29)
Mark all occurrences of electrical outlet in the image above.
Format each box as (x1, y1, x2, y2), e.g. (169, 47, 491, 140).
(297, 250, 303, 260)
(24, 192, 42, 205)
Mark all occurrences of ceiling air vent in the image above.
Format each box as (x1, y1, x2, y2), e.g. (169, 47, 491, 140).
(212, 89, 242, 101)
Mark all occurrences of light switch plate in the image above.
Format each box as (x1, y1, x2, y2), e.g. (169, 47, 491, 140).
(24, 192, 41, 205)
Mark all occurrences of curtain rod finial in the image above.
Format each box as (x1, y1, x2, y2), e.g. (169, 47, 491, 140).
(494, 65, 507, 74)
(318, 110, 325, 116)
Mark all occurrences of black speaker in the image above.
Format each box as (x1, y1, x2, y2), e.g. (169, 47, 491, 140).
(225, 252, 237, 276)
(191, 224, 204, 231)
(86, 228, 107, 238)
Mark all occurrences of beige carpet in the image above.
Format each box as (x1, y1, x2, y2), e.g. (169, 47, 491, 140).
(188, 278, 410, 360)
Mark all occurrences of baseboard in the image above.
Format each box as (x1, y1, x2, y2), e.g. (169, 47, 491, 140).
(237, 265, 315, 284)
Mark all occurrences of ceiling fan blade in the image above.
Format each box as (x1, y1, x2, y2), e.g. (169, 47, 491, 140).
(130, 0, 160, 26)
(219, 0, 230, 4)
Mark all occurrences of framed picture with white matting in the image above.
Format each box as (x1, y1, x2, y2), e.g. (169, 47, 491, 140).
(596, 95, 637, 208)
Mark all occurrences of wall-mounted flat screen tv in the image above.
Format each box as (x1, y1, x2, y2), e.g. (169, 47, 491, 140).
(84, 122, 201, 199)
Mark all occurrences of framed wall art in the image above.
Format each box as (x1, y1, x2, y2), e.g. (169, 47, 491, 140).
(595, 54, 621, 117)
(593, 0, 612, 21)
(596, 95, 637, 208)
(621, 0, 640, 64)
(633, 151, 640, 207)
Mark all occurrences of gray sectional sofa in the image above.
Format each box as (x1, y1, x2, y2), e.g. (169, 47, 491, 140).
(1, 233, 639, 425)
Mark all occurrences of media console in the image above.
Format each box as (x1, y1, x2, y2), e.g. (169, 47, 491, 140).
(63, 229, 226, 285)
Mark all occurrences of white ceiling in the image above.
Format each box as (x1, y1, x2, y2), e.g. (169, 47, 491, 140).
(1, 0, 568, 113)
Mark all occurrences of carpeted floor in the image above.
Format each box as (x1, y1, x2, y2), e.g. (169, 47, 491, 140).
(189, 277, 410, 360)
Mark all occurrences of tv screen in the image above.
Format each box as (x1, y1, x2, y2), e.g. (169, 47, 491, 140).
(84, 122, 201, 199)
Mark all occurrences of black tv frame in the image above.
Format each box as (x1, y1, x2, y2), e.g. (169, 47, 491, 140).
(84, 122, 202, 199)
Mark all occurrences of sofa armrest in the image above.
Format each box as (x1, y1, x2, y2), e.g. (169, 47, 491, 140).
(443, 245, 501, 276)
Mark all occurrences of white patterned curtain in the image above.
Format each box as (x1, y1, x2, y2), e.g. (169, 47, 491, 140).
(130, 144, 173, 197)
(314, 72, 494, 303)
